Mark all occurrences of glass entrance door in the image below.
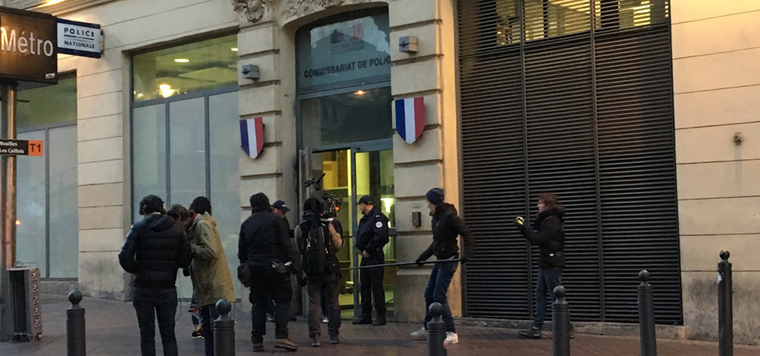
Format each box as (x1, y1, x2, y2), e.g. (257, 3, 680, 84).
(301, 141, 395, 319)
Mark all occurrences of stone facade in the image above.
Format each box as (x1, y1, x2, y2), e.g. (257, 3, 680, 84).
(672, 0, 760, 344)
(12, 0, 760, 344)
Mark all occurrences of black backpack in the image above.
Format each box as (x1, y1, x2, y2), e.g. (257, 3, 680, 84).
(300, 221, 338, 275)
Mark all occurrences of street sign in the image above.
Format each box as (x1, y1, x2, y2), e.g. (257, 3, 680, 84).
(57, 18, 102, 58)
(0, 139, 43, 156)
(0, 6, 58, 84)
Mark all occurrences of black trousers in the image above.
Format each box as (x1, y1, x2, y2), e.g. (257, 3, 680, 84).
(360, 255, 386, 318)
(306, 274, 341, 338)
(249, 266, 293, 344)
(132, 287, 178, 356)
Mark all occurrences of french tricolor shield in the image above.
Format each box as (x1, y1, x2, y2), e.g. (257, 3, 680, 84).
(395, 97, 425, 144)
(240, 117, 264, 159)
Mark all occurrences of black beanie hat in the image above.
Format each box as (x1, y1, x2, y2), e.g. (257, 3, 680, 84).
(249, 192, 270, 211)
(425, 188, 445, 206)
(303, 197, 322, 212)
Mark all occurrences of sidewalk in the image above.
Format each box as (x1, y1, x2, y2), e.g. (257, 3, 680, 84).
(2, 294, 759, 356)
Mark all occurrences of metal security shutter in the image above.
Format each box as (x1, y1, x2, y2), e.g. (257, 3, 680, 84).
(459, 0, 681, 324)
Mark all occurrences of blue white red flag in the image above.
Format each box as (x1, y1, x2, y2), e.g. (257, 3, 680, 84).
(240, 117, 264, 159)
(395, 97, 425, 144)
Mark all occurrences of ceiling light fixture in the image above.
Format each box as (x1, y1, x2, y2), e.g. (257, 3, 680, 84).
(159, 84, 176, 98)
(174, 58, 190, 63)
(231, 48, 239, 52)
(355, 90, 366, 96)
(40, 0, 66, 7)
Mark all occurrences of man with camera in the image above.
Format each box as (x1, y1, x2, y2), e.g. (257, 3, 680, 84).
(353, 195, 390, 326)
(514, 192, 573, 339)
(238, 193, 299, 352)
(296, 197, 344, 346)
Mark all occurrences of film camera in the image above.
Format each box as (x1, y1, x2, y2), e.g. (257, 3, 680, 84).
(304, 173, 341, 222)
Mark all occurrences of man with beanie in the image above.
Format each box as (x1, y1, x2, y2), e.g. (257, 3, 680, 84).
(353, 195, 390, 326)
(187, 196, 235, 356)
(411, 188, 474, 345)
(119, 195, 192, 356)
(239, 193, 299, 352)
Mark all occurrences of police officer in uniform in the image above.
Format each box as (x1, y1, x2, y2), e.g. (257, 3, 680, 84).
(353, 195, 390, 326)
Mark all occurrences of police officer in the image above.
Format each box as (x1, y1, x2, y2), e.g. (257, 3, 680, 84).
(353, 195, 390, 326)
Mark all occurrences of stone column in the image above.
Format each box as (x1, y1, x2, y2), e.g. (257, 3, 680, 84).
(389, 0, 462, 322)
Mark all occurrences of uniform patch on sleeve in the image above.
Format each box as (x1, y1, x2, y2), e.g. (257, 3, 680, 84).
(375, 221, 383, 228)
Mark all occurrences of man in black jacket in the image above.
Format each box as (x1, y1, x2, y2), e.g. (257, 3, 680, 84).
(412, 188, 473, 346)
(514, 191, 573, 339)
(353, 195, 390, 326)
(238, 193, 299, 352)
(119, 195, 191, 356)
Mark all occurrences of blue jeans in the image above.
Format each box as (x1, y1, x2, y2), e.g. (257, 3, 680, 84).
(423, 261, 458, 333)
(533, 267, 573, 330)
(200, 304, 221, 356)
(132, 287, 178, 356)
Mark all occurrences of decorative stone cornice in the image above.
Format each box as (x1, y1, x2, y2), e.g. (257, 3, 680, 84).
(231, 0, 278, 23)
(282, 0, 343, 18)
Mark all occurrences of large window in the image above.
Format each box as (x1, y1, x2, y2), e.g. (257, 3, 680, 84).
(132, 35, 238, 102)
(131, 35, 241, 297)
(15, 75, 78, 279)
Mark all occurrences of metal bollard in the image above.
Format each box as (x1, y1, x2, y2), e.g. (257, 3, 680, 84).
(66, 290, 85, 356)
(718, 250, 733, 356)
(214, 299, 235, 356)
(427, 302, 447, 356)
(552, 286, 570, 356)
(638, 270, 657, 356)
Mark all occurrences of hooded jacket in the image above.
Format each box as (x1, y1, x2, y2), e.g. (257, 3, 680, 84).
(188, 212, 235, 307)
(417, 203, 474, 262)
(238, 207, 299, 269)
(118, 214, 191, 289)
(517, 205, 566, 268)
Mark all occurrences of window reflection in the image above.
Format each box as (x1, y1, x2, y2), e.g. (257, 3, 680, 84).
(133, 35, 237, 101)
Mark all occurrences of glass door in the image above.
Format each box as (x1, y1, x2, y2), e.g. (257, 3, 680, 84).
(301, 140, 395, 319)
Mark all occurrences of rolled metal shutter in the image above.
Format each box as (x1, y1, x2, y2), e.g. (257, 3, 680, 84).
(459, 0, 681, 324)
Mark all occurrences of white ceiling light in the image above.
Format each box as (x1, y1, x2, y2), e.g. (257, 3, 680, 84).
(174, 58, 190, 63)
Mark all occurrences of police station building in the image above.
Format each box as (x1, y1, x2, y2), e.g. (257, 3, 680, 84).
(8, 0, 760, 344)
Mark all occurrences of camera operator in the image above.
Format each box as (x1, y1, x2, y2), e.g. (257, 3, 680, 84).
(513, 192, 573, 339)
(296, 197, 344, 346)
(353, 195, 390, 326)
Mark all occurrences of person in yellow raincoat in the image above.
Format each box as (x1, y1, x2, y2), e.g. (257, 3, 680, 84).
(188, 196, 235, 356)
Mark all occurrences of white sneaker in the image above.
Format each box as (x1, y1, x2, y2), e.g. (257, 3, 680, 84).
(322, 317, 329, 324)
(444, 332, 459, 345)
(410, 327, 427, 340)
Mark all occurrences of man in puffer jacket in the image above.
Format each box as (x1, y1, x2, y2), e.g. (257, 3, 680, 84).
(514, 191, 573, 339)
(119, 195, 191, 356)
(411, 188, 474, 346)
(187, 196, 235, 356)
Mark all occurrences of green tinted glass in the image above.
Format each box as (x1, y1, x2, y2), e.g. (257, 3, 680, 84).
(132, 34, 237, 102)
(16, 76, 77, 129)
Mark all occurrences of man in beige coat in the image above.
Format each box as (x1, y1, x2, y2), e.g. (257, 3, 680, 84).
(188, 197, 235, 356)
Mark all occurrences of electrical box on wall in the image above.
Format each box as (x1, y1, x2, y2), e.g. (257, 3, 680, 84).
(241, 64, 260, 80)
(399, 36, 418, 54)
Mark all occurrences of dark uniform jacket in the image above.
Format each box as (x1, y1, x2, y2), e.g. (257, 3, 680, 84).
(418, 203, 474, 262)
(355, 207, 390, 258)
(238, 208, 299, 269)
(516, 205, 565, 268)
(118, 214, 191, 289)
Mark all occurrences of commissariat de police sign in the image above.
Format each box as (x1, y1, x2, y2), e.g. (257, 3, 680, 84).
(0, 6, 58, 84)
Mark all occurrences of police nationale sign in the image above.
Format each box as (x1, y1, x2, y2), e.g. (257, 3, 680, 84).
(0, 6, 57, 84)
(57, 18, 102, 58)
